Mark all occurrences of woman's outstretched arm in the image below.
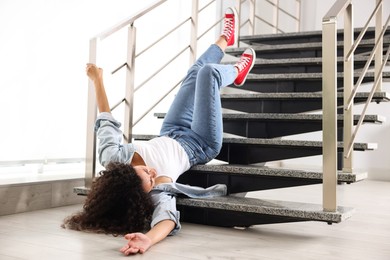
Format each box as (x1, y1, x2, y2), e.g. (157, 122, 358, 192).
(120, 220, 175, 255)
(86, 63, 110, 113)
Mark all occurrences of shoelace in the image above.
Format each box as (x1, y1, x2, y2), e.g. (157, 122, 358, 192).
(236, 55, 251, 72)
(222, 16, 234, 38)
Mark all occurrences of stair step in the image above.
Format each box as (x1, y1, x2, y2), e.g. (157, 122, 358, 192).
(155, 113, 384, 138)
(228, 71, 390, 93)
(176, 196, 355, 226)
(223, 56, 390, 74)
(220, 91, 390, 113)
(239, 27, 389, 45)
(217, 137, 376, 164)
(177, 164, 367, 193)
(228, 38, 390, 59)
(73, 186, 355, 225)
(133, 134, 376, 164)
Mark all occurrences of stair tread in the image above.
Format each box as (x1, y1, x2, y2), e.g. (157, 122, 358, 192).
(244, 71, 390, 81)
(74, 186, 354, 223)
(133, 134, 377, 151)
(251, 56, 388, 65)
(176, 196, 354, 223)
(190, 164, 367, 183)
(239, 27, 386, 42)
(222, 137, 377, 150)
(155, 112, 385, 123)
(220, 91, 390, 100)
(229, 38, 389, 53)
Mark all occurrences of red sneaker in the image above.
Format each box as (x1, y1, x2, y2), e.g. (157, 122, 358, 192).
(221, 7, 238, 47)
(234, 48, 256, 87)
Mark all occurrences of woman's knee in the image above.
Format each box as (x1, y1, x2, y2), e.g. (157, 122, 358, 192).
(197, 64, 221, 84)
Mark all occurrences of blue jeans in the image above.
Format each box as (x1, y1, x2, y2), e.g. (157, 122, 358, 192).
(160, 44, 236, 166)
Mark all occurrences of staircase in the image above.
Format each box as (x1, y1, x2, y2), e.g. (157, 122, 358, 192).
(75, 0, 390, 228)
(130, 27, 390, 227)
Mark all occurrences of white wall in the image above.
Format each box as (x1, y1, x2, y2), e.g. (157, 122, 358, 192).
(0, 0, 155, 162)
(283, 0, 390, 181)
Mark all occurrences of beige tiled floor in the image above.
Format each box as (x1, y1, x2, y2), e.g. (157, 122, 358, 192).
(0, 180, 389, 260)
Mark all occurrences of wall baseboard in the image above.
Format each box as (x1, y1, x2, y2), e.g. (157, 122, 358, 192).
(0, 179, 85, 216)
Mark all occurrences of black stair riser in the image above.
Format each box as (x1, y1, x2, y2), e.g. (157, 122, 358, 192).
(177, 171, 322, 193)
(229, 74, 388, 93)
(223, 120, 361, 138)
(177, 206, 311, 227)
(227, 44, 389, 59)
(216, 144, 362, 165)
(250, 60, 388, 74)
(221, 97, 385, 114)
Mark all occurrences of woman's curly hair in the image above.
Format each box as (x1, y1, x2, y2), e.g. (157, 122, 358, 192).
(62, 162, 154, 236)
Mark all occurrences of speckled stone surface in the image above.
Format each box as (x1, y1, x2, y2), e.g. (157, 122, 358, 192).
(238, 27, 381, 42)
(75, 185, 354, 223)
(246, 71, 390, 81)
(221, 137, 377, 151)
(190, 164, 367, 183)
(74, 186, 89, 195)
(220, 91, 390, 100)
(132, 134, 377, 151)
(177, 196, 354, 223)
(155, 112, 385, 123)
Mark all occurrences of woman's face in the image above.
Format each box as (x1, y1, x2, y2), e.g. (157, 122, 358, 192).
(133, 165, 157, 192)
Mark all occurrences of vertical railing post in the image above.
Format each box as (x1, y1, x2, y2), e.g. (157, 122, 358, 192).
(123, 25, 136, 144)
(85, 37, 98, 188)
(322, 17, 338, 212)
(189, 0, 199, 65)
(375, 0, 383, 92)
(248, 0, 255, 35)
(274, 0, 280, 33)
(343, 3, 354, 173)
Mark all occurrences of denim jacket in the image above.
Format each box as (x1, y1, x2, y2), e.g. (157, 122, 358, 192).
(94, 112, 227, 235)
(150, 182, 227, 235)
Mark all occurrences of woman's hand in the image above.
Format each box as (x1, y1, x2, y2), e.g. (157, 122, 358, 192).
(120, 232, 152, 255)
(86, 63, 103, 82)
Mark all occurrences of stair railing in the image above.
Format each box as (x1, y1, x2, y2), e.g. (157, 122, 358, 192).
(242, 0, 301, 34)
(322, 0, 389, 212)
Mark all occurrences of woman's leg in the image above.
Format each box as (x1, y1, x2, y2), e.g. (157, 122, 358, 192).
(160, 41, 227, 134)
(190, 63, 236, 154)
(160, 8, 238, 135)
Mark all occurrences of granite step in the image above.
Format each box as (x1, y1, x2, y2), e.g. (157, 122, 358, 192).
(222, 56, 390, 74)
(73, 186, 355, 225)
(177, 164, 367, 193)
(228, 71, 390, 93)
(133, 134, 377, 164)
(176, 196, 355, 226)
(239, 27, 390, 45)
(154, 113, 385, 138)
(220, 91, 390, 113)
(216, 137, 376, 164)
(228, 38, 390, 59)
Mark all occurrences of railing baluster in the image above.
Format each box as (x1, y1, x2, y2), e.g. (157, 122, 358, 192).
(343, 4, 354, 173)
(85, 37, 98, 188)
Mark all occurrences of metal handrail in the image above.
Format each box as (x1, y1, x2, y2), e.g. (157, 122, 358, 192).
(322, 0, 387, 212)
(323, 0, 351, 21)
(95, 0, 168, 40)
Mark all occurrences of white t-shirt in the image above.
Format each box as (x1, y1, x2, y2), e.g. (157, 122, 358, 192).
(133, 136, 191, 182)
